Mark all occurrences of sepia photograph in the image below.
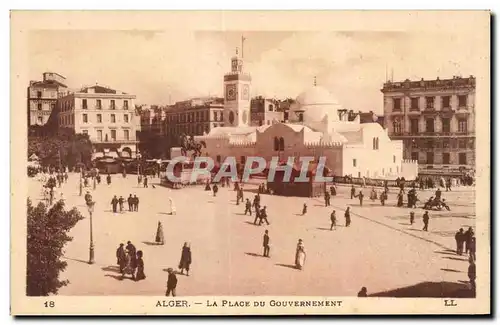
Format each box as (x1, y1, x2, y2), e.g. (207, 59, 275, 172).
(10, 10, 490, 315)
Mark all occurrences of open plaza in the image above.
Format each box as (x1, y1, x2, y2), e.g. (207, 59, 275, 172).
(29, 172, 476, 297)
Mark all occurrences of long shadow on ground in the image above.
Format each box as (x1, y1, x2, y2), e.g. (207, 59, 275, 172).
(369, 281, 474, 298)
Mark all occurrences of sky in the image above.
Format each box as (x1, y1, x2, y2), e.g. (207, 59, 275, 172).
(28, 30, 483, 114)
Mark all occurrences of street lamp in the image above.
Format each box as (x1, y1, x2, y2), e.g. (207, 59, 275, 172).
(137, 152, 142, 176)
(87, 201, 95, 264)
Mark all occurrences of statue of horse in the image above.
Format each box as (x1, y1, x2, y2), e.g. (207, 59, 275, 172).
(179, 134, 206, 159)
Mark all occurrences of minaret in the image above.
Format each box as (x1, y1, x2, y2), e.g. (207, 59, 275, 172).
(223, 45, 252, 127)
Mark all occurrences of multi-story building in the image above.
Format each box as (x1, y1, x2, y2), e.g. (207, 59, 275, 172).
(57, 85, 139, 158)
(139, 105, 167, 136)
(27, 72, 68, 126)
(381, 76, 475, 170)
(163, 97, 225, 145)
(250, 97, 284, 126)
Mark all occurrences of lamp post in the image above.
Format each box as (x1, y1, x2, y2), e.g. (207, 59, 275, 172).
(87, 201, 95, 264)
(137, 152, 142, 176)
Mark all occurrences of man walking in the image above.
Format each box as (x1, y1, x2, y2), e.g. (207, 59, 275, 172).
(244, 198, 252, 216)
(422, 211, 430, 231)
(455, 228, 465, 255)
(133, 195, 139, 212)
(259, 206, 270, 226)
(468, 258, 476, 293)
(166, 268, 178, 297)
(350, 185, 356, 199)
(111, 195, 119, 213)
(263, 230, 270, 257)
(345, 207, 351, 227)
(127, 194, 133, 212)
(330, 210, 337, 230)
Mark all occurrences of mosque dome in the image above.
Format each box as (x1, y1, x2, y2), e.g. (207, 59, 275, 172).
(293, 84, 343, 123)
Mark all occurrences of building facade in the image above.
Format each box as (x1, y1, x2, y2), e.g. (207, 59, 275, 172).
(250, 97, 285, 126)
(57, 85, 139, 158)
(163, 97, 225, 144)
(27, 72, 68, 126)
(381, 76, 476, 170)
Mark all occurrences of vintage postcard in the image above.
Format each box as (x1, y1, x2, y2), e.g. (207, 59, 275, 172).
(10, 10, 490, 315)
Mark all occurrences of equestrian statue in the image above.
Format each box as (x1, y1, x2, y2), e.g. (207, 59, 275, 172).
(179, 134, 206, 159)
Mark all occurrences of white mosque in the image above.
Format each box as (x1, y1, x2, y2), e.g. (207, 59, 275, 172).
(195, 50, 418, 180)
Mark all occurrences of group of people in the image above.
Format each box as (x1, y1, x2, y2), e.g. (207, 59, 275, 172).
(110, 194, 140, 213)
(455, 227, 476, 260)
(116, 241, 146, 281)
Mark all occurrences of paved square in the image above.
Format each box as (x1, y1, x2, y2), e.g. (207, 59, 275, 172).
(29, 173, 476, 296)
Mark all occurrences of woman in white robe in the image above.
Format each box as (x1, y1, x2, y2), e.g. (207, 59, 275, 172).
(295, 239, 306, 270)
(169, 197, 177, 215)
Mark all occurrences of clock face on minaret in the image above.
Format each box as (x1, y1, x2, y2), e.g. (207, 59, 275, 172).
(241, 84, 250, 100)
(226, 84, 237, 101)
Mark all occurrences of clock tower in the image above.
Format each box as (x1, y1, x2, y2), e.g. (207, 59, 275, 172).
(223, 48, 251, 127)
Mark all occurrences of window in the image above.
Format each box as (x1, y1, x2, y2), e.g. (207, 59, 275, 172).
(82, 99, 88, 109)
(124, 114, 129, 123)
(442, 118, 450, 133)
(279, 137, 285, 151)
(37, 91, 42, 98)
(458, 139, 467, 149)
(96, 99, 102, 109)
(411, 152, 419, 161)
(124, 130, 130, 140)
(124, 100, 129, 110)
(110, 129, 116, 141)
(273, 137, 279, 151)
(110, 100, 116, 109)
(372, 137, 379, 150)
(426, 118, 434, 133)
(425, 96, 434, 109)
(37, 116, 43, 124)
(392, 98, 402, 111)
(426, 152, 434, 164)
(82, 114, 88, 123)
(458, 119, 468, 133)
(410, 97, 419, 110)
(353, 159, 357, 167)
(411, 139, 419, 149)
(458, 95, 467, 108)
(393, 118, 402, 134)
(258, 120, 263, 126)
(443, 153, 450, 165)
(97, 130, 103, 141)
(459, 153, 467, 165)
(442, 96, 451, 109)
(111, 114, 116, 123)
(97, 114, 102, 123)
(298, 113, 304, 122)
(268, 104, 273, 112)
(443, 139, 450, 148)
(82, 130, 88, 135)
(410, 118, 419, 134)
(50, 103, 56, 110)
(220, 112, 224, 122)
(393, 155, 396, 163)
(37, 103, 42, 110)
(213, 111, 217, 121)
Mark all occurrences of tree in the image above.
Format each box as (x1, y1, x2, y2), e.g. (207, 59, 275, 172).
(26, 199, 84, 296)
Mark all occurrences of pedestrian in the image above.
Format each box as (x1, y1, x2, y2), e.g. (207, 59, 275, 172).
(135, 250, 146, 281)
(357, 190, 364, 206)
(350, 185, 356, 199)
(302, 203, 307, 215)
(126, 241, 137, 280)
(133, 195, 139, 211)
(166, 268, 178, 296)
(253, 205, 261, 225)
(295, 239, 306, 270)
(178, 242, 192, 276)
(263, 230, 270, 257)
(357, 287, 368, 297)
(106, 173, 111, 185)
(169, 197, 176, 215)
(244, 198, 252, 216)
(422, 211, 429, 231)
(116, 243, 127, 273)
(84, 191, 92, 205)
(455, 228, 465, 255)
(330, 185, 337, 196)
(204, 180, 211, 191)
(111, 195, 119, 213)
(96, 174, 101, 184)
(465, 227, 474, 254)
(345, 207, 351, 227)
(324, 191, 331, 207)
(155, 221, 165, 245)
(213, 184, 218, 197)
(330, 210, 337, 230)
(127, 194, 133, 211)
(410, 211, 415, 225)
(468, 258, 476, 293)
(380, 190, 387, 206)
(446, 178, 452, 191)
(137, 174, 142, 186)
(259, 206, 270, 225)
(143, 176, 148, 188)
(469, 236, 476, 261)
(118, 196, 125, 213)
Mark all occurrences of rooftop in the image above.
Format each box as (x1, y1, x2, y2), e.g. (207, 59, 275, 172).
(381, 76, 475, 92)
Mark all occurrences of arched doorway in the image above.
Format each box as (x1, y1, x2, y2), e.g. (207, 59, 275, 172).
(121, 147, 132, 158)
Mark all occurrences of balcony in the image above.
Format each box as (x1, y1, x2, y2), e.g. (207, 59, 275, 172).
(390, 131, 475, 138)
